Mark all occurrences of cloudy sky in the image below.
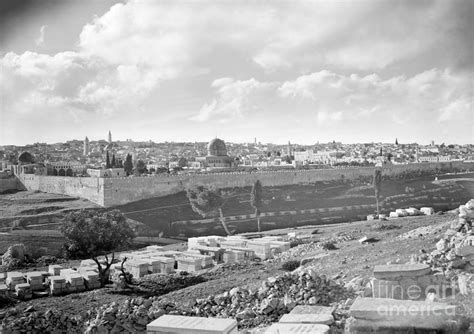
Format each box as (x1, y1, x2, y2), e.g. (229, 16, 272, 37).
(0, 0, 472, 145)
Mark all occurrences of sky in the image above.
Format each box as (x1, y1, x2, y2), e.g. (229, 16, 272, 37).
(0, 0, 472, 146)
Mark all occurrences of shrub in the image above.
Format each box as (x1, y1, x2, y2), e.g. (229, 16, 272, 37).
(281, 260, 300, 271)
(311, 229, 319, 234)
(320, 241, 337, 250)
(289, 240, 301, 248)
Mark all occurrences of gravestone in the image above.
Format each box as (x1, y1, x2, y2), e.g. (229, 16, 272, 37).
(347, 297, 465, 332)
(373, 264, 431, 279)
(264, 323, 330, 333)
(146, 315, 238, 334)
(285, 305, 334, 325)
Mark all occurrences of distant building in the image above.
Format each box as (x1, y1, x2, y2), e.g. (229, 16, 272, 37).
(83, 136, 90, 156)
(294, 150, 337, 165)
(87, 168, 126, 178)
(204, 138, 234, 169)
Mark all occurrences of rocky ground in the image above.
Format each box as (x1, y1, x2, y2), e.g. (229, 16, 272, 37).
(1, 210, 473, 333)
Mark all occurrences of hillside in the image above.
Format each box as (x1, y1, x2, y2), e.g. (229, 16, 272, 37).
(116, 173, 474, 237)
(1, 210, 473, 332)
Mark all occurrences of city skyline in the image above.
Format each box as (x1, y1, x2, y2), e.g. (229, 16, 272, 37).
(1, 0, 473, 146)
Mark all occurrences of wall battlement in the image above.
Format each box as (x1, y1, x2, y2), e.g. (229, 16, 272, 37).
(15, 161, 474, 207)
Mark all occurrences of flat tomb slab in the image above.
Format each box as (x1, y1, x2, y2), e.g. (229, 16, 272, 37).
(373, 264, 431, 279)
(264, 323, 330, 334)
(279, 313, 334, 325)
(146, 315, 238, 334)
(349, 297, 458, 329)
(290, 305, 335, 315)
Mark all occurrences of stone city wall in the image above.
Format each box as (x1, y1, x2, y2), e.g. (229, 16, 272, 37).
(18, 174, 105, 206)
(0, 178, 18, 193)
(14, 161, 474, 207)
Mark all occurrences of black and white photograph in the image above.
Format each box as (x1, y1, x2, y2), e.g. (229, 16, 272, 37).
(0, 0, 473, 332)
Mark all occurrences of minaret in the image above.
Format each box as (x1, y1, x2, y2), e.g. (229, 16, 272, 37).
(108, 130, 112, 144)
(83, 136, 90, 156)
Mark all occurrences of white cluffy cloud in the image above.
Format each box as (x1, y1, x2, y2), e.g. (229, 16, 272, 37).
(193, 68, 471, 126)
(0, 0, 472, 144)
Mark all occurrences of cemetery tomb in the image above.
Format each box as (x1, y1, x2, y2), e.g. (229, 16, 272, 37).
(6, 272, 25, 291)
(125, 260, 150, 278)
(395, 209, 408, 217)
(146, 258, 162, 273)
(246, 241, 273, 260)
(219, 240, 247, 249)
(48, 265, 62, 276)
(373, 264, 431, 280)
(77, 266, 99, 274)
(82, 271, 100, 289)
(26, 272, 44, 291)
(49, 276, 67, 295)
(188, 237, 209, 250)
(222, 251, 236, 263)
(59, 268, 77, 278)
(146, 314, 238, 334)
(420, 207, 434, 215)
(347, 297, 464, 332)
(80, 259, 96, 267)
(182, 252, 214, 268)
(389, 212, 399, 218)
(146, 245, 164, 252)
(194, 246, 225, 263)
(177, 257, 201, 272)
(0, 272, 6, 284)
(15, 283, 32, 300)
(265, 323, 330, 334)
(405, 208, 420, 216)
(66, 273, 85, 292)
(287, 305, 335, 325)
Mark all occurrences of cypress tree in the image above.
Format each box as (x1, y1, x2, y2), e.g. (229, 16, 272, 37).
(105, 151, 111, 168)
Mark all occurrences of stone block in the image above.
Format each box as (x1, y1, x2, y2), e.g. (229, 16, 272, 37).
(279, 313, 334, 325)
(146, 314, 238, 334)
(349, 297, 459, 330)
(264, 323, 330, 334)
(48, 265, 62, 276)
(420, 207, 434, 215)
(373, 264, 431, 279)
(455, 245, 474, 257)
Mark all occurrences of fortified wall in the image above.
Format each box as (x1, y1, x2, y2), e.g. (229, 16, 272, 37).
(15, 161, 474, 207)
(18, 174, 105, 206)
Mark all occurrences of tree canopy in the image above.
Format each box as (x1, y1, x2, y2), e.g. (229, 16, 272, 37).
(61, 210, 135, 259)
(186, 185, 224, 218)
(123, 154, 133, 175)
(134, 159, 147, 175)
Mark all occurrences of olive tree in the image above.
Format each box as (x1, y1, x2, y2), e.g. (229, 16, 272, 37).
(60, 210, 136, 286)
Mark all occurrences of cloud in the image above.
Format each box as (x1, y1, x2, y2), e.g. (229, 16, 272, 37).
(277, 68, 472, 125)
(34, 25, 47, 46)
(190, 78, 276, 122)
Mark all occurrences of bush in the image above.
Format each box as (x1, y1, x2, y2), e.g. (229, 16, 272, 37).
(289, 240, 301, 248)
(281, 260, 300, 271)
(320, 241, 337, 250)
(311, 229, 319, 235)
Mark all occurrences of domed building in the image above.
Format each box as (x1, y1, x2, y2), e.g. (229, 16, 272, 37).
(205, 138, 234, 168)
